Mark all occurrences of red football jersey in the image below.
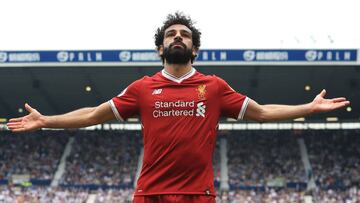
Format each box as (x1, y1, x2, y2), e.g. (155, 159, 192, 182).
(109, 68, 249, 196)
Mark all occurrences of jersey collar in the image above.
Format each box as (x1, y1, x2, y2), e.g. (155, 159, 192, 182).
(161, 67, 196, 84)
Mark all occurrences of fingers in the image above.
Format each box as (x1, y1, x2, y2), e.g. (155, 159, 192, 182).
(333, 101, 350, 109)
(25, 103, 33, 113)
(342, 101, 351, 106)
(7, 122, 24, 128)
(329, 97, 350, 107)
(6, 122, 22, 127)
(6, 123, 24, 132)
(8, 117, 23, 123)
(7, 117, 25, 132)
(9, 127, 26, 133)
(331, 97, 347, 102)
(319, 89, 326, 97)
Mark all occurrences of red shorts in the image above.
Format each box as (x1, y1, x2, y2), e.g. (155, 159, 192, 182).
(133, 195, 216, 203)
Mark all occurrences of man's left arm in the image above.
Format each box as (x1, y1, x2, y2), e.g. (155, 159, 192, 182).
(244, 89, 350, 122)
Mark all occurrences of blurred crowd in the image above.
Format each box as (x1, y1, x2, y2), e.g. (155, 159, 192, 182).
(0, 186, 88, 203)
(60, 131, 141, 186)
(0, 186, 133, 203)
(0, 131, 68, 180)
(305, 130, 360, 189)
(213, 138, 221, 187)
(94, 188, 133, 203)
(227, 130, 305, 188)
(1, 129, 359, 202)
(224, 187, 360, 203)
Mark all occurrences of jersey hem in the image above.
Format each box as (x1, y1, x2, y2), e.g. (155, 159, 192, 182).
(134, 191, 216, 197)
(238, 97, 250, 120)
(108, 100, 124, 121)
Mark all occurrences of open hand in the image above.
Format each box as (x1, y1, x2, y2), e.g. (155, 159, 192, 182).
(311, 89, 350, 113)
(7, 103, 45, 132)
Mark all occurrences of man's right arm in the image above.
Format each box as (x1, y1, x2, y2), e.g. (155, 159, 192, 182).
(7, 102, 115, 132)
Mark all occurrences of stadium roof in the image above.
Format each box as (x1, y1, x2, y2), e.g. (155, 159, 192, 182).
(0, 65, 358, 122)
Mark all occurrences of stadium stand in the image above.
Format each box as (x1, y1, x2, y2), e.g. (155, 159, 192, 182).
(1, 129, 360, 203)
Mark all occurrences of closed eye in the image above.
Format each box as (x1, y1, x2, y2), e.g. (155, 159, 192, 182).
(165, 30, 176, 37)
(181, 31, 191, 38)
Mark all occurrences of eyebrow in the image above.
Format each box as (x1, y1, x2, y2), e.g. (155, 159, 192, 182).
(165, 29, 192, 35)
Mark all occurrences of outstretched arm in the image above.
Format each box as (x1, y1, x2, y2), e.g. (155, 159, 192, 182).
(244, 89, 350, 122)
(7, 102, 115, 132)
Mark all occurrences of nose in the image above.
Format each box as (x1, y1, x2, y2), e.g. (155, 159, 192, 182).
(174, 33, 183, 41)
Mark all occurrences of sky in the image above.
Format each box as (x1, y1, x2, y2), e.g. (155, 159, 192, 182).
(0, 0, 359, 50)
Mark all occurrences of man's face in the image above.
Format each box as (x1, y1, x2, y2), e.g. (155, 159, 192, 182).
(159, 24, 197, 64)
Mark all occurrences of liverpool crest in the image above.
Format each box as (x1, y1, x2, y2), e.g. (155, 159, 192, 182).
(197, 84, 207, 100)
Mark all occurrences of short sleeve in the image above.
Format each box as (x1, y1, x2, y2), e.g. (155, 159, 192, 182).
(216, 76, 250, 120)
(108, 79, 141, 121)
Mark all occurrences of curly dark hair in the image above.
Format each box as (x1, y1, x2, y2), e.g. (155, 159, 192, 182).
(155, 12, 201, 63)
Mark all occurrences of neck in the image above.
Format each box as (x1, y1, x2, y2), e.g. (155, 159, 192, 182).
(163, 61, 192, 78)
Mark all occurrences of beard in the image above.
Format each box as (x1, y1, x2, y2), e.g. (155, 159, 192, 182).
(162, 44, 193, 65)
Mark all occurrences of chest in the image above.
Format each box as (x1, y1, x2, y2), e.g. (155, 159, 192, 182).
(139, 81, 219, 119)
(141, 82, 217, 106)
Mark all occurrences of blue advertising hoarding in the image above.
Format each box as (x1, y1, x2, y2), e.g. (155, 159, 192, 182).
(0, 49, 357, 66)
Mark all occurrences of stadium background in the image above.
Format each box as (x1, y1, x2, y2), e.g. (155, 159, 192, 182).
(0, 49, 359, 203)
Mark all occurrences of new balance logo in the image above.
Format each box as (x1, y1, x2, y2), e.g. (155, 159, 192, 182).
(196, 102, 206, 117)
(152, 89, 162, 95)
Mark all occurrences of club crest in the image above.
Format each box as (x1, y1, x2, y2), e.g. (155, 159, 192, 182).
(197, 84, 207, 100)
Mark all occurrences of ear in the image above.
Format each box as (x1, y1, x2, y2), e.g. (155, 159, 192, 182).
(158, 45, 164, 56)
(192, 47, 198, 57)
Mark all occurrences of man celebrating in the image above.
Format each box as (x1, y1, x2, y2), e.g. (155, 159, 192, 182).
(7, 12, 350, 203)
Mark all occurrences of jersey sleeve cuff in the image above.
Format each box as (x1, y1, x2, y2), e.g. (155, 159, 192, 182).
(237, 97, 250, 120)
(108, 100, 124, 121)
